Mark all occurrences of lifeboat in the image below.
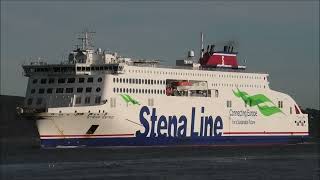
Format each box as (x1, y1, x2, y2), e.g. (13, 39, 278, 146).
(176, 81, 192, 91)
(175, 81, 192, 86)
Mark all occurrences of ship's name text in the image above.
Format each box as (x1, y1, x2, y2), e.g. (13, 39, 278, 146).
(136, 106, 223, 138)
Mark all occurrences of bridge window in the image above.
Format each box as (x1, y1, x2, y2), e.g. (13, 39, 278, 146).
(79, 78, 85, 83)
(32, 79, 38, 84)
(58, 78, 65, 84)
(40, 79, 47, 84)
(47, 88, 53, 94)
(75, 97, 81, 104)
(85, 97, 90, 104)
(39, 88, 45, 94)
(66, 88, 73, 93)
(95, 96, 101, 104)
(56, 88, 64, 93)
(67, 78, 75, 83)
(48, 78, 55, 84)
(77, 88, 83, 93)
(86, 87, 92, 93)
(87, 77, 93, 83)
(31, 89, 36, 94)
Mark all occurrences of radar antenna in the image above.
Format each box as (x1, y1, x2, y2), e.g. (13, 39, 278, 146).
(77, 30, 96, 50)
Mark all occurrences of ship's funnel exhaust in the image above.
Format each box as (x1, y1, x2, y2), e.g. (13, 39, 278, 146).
(224, 46, 228, 52)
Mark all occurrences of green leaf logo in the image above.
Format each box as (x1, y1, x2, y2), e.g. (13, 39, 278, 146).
(233, 88, 282, 116)
(120, 94, 140, 105)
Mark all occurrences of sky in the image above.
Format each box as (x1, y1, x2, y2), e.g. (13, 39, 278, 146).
(1, 1, 319, 109)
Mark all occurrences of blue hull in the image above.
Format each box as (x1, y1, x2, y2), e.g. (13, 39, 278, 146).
(40, 136, 308, 148)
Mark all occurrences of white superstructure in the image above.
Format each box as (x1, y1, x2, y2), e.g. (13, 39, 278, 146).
(21, 32, 308, 148)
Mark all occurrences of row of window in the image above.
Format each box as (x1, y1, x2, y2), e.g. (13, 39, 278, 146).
(75, 96, 101, 105)
(113, 78, 266, 89)
(113, 88, 166, 95)
(32, 77, 102, 84)
(113, 78, 165, 85)
(127, 69, 265, 80)
(212, 83, 266, 89)
(278, 101, 284, 108)
(30, 87, 101, 94)
(27, 96, 101, 105)
(76, 66, 117, 72)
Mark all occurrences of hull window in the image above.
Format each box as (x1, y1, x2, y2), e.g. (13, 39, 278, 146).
(86, 125, 99, 134)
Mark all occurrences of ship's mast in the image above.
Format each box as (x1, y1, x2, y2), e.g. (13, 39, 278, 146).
(200, 32, 204, 59)
(78, 30, 96, 50)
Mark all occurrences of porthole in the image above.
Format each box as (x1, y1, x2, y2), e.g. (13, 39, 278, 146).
(96, 87, 101, 92)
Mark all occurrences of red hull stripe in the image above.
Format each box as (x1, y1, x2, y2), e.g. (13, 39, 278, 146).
(224, 132, 308, 135)
(41, 133, 135, 138)
(40, 132, 308, 138)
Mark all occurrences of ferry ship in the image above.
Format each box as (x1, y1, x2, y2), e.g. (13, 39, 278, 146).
(20, 32, 309, 148)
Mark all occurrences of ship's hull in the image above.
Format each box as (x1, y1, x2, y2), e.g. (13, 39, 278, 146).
(40, 135, 308, 148)
(34, 95, 309, 148)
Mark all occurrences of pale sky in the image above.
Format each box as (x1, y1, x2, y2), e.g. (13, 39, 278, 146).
(1, 1, 319, 109)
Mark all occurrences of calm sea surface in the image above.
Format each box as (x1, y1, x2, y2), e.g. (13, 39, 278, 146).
(1, 138, 319, 180)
